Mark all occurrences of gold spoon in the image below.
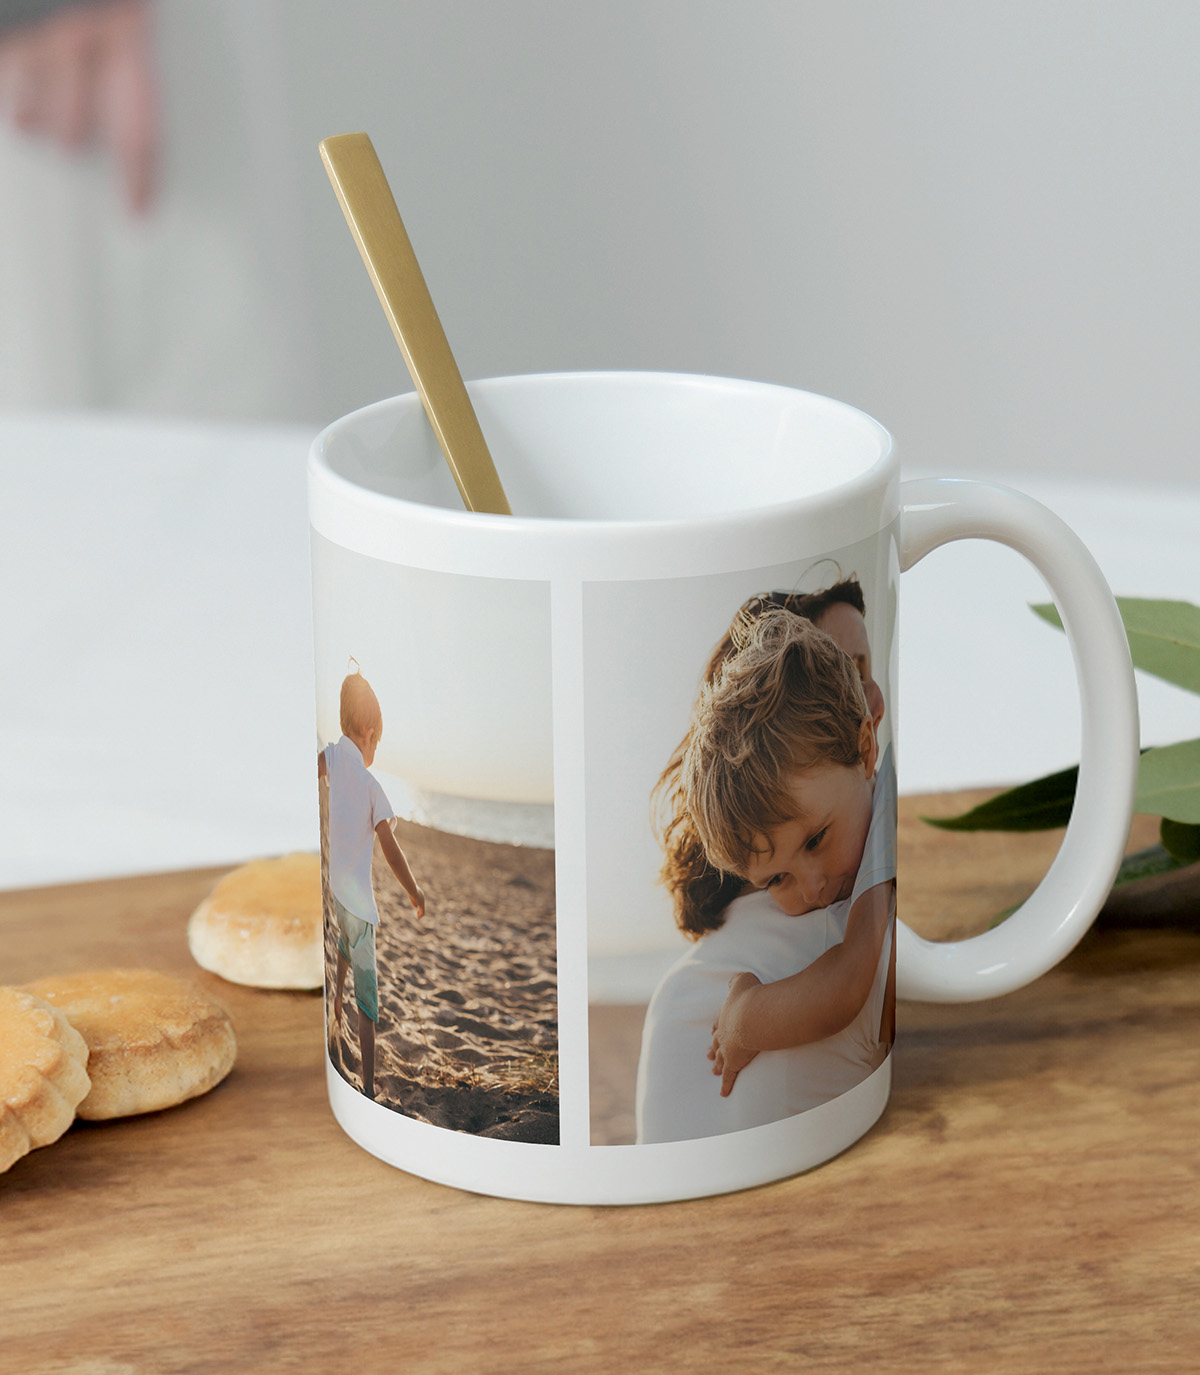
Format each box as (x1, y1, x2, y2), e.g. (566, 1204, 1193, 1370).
(319, 132, 512, 516)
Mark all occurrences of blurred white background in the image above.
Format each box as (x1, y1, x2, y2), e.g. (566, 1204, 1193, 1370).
(2, 1, 1198, 483)
(2, 1, 1198, 889)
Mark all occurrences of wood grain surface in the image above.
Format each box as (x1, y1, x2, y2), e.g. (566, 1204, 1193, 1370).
(3, 797, 1198, 1374)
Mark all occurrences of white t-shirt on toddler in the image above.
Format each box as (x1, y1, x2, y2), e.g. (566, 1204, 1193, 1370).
(323, 735, 395, 925)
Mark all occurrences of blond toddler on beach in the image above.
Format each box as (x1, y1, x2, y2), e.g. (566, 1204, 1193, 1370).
(319, 669, 426, 1101)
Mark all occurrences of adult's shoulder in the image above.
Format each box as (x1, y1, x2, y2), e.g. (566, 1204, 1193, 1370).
(876, 739, 895, 785)
(871, 740, 897, 816)
(677, 890, 784, 965)
(655, 889, 831, 992)
(643, 940, 731, 1030)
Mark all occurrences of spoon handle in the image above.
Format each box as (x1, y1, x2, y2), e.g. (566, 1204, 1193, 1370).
(319, 132, 512, 516)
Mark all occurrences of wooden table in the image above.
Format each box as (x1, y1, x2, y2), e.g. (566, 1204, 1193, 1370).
(4, 795, 1198, 1373)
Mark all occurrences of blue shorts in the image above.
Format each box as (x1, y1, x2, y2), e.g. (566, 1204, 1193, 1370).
(333, 895, 378, 1023)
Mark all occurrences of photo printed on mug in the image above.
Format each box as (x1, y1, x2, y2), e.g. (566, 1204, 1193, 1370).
(313, 535, 559, 1145)
(586, 534, 899, 1146)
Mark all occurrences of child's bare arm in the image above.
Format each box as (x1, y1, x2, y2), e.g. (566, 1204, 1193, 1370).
(317, 751, 328, 779)
(376, 820, 426, 919)
(710, 879, 894, 1095)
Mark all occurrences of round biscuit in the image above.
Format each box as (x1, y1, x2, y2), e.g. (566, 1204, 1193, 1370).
(188, 853, 323, 989)
(0, 987, 91, 1172)
(22, 969, 236, 1121)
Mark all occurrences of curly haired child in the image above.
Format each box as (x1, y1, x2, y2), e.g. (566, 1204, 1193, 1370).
(636, 606, 895, 1144)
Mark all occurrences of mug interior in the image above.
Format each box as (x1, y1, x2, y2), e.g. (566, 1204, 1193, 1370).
(317, 372, 891, 523)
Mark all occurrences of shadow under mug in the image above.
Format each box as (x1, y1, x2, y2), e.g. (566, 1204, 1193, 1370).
(309, 371, 1138, 1204)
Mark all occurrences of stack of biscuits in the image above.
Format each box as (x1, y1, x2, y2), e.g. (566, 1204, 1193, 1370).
(1, 969, 237, 1174)
(2, 851, 324, 1176)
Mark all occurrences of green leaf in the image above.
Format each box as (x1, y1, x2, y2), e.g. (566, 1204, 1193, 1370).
(1031, 603, 1063, 629)
(920, 740, 1200, 832)
(1032, 597, 1200, 695)
(987, 901, 1024, 930)
(920, 764, 1077, 832)
(1113, 843, 1190, 885)
(1135, 738, 1200, 823)
(985, 842, 1192, 929)
(1161, 817, 1200, 864)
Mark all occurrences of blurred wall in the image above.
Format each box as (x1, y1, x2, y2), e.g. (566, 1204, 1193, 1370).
(7, 1, 1200, 484)
(284, 2, 1200, 483)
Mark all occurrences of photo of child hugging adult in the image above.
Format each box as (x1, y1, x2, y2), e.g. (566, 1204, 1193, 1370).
(636, 583, 897, 1144)
(319, 666, 559, 1145)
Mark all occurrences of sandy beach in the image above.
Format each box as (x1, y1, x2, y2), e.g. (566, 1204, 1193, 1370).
(588, 1003, 646, 1145)
(323, 812, 558, 1144)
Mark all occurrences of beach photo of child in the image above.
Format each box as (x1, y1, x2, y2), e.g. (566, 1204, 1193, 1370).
(321, 669, 426, 1103)
(584, 545, 896, 1146)
(312, 537, 559, 1146)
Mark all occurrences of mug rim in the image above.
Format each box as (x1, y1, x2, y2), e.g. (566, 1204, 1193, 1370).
(308, 369, 896, 540)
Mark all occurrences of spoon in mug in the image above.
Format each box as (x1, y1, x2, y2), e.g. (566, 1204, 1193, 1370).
(319, 132, 512, 515)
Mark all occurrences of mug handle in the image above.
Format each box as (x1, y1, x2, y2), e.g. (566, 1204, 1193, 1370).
(895, 478, 1140, 1001)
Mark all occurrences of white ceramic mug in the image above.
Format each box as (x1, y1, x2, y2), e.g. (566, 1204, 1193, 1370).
(308, 371, 1138, 1204)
